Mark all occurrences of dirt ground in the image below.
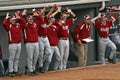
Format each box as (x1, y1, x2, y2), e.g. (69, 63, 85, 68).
(1, 62, 120, 80)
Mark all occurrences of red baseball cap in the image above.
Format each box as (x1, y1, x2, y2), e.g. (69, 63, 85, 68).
(83, 14, 90, 20)
(101, 13, 106, 18)
(16, 11, 23, 17)
(27, 15, 33, 20)
(10, 15, 16, 20)
(54, 4, 59, 9)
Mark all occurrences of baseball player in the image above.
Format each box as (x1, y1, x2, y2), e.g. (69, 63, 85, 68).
(2, 13, 25, 76)
(47, 7, 62, 70)
(33, 6, 55, 73)
(91, 13, 117, 64)
(21, 14, 39, 76)
(47, 17, 61, 70)
(58, 8, 77, 69)
(73, 14, 91, 67)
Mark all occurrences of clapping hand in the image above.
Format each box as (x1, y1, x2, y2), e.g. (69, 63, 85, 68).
(6, 12, 10, 19)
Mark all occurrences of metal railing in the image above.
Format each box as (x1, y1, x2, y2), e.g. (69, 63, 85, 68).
(0, 0, 111, 11)
(0, 0, 74, 6)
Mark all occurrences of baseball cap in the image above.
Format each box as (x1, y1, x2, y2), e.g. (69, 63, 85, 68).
(16, 11, 23, 17)
(16, 11, 21, 14)
(10, 15, 16, 20)
(54, 4, 59, 9)
(101, 13, 106, 18)
(27, 15, 33, 20)
(83, 14, 90, 20)
(63, 7, 70, 14)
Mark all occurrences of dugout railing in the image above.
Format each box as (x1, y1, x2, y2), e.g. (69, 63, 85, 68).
(0, 0, 110, 11)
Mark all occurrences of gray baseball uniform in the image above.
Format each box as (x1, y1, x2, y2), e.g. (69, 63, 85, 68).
(38, 37, 51, 72)
(95, 20, 117, 64)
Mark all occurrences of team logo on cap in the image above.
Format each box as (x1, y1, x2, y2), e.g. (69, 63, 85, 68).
(10, 15, 16, 20)
(101, 13, 106, 18)
(83, 14, 90, 20)
(27, 15, 33, 19)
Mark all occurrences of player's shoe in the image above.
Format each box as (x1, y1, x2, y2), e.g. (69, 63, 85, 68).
(13, 72, 22, 76)
(33, 70, 38, 75)
(108, 58, 116, 64)
(8, 72, 15, 77)
(39, 67, 45, 73)
(29, 71, 37, 76)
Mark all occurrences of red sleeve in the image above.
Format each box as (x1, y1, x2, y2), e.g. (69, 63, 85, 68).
(34, 15, 42, 26)
(67, 18, 74, 28)
(54, 19, 60, 32)
(54, 19, 61, 37)
(35, 23, 38, 32)
(2, 18, 10, 31)
(19, 13, 24, 18)
(18, 17, 27, 29)
(35, 15, 42, 20)
(37, 15, 42, 20)
(73, 24, 82, 42)
(95, 21, 101, 28)
(107, 20, 112, 27)
(45, 16, 48, 21)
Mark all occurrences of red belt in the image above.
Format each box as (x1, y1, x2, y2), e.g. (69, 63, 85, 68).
(60, 38, 68, 40)
(100, 36, 108, 38)
(40, 36, 47, 38)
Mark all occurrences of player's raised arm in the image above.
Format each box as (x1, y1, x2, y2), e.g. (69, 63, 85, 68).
(50, 6, 61, 17)
(91, 13, 101, 24)
(32, 8, 39, 16)
(110, 15, 116, 23)
(46, 4, 56, 16)
(15, 12, 26, 28)
(40, 5, 49, 16)
(2, 13, 10, 31)
(67, 8, 77, 21)
(22, 9, 27, 16)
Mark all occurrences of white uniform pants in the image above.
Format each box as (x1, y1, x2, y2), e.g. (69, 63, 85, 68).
(50, 46, 61, 70)
(38, 37, 51, 71)
(99, 37, 117, 64)
(8, 43, 21, 72)
(58, 39, 69, 70)
(26, 42, 39, 72)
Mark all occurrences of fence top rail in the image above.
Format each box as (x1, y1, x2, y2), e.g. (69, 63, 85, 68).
(0, 0, 110, 11)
